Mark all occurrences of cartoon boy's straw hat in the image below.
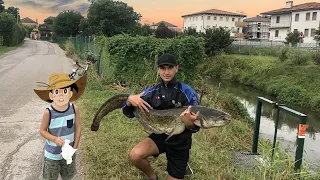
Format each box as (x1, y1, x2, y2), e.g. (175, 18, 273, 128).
(34, 73, 87, 102)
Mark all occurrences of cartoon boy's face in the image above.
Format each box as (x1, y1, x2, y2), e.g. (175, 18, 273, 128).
(49, 87, 73, 107)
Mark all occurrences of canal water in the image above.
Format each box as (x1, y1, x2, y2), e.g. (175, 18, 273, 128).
(208, 78, 320, 171)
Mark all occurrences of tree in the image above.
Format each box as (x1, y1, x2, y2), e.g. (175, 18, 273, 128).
(285, 30, 300, 47)
(87, 0, 141, 36)
(315, 28, 320, 42)
(183, 27, 198, 36)
(0, 0, 4, 13)
(5, 6, 19, 22)
(155, 22, 175, 39)
(202, 27, 234, 56)
(53, 10, 83, 37)
(44, 16, 55, 24)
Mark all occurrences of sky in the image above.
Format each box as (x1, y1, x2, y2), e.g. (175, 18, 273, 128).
(3, 0, 318, 28)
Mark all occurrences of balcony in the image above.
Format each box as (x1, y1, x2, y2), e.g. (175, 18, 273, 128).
(270, 21, 291, 28)
(235, 22, 247, 27)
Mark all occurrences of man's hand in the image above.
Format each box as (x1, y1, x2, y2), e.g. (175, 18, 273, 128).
(180, 106, 200, 128)
(53, 137, 65, 146)
(127, 92, 152, 113)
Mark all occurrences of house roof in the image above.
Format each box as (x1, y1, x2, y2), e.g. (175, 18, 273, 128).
(244, 16, 270, 22)
(38, 23, 53, 31)
(182, 9, 246, 17)
(21, 17, 37, 24)
(152, 21, 178, 27)
(261, 2, 320, 15)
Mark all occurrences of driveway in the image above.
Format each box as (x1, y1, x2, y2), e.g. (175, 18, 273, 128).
(0, 39, 83, 180)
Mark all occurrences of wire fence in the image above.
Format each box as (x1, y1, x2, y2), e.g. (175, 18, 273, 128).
(40, 36, 103, 75)
(232, 40, 320, 50)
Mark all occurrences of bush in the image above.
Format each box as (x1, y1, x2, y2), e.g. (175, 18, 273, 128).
(0, 36, 3, 46)
(96, 34, 205, 87)
(288, 50, 310, 65)
(202, 27, 234, 56)
(312, 52, 320, 65)
(278, 47, 290, 62)
(0, 13, 26, 46)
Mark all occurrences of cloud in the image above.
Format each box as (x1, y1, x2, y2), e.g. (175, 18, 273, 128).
(15, 0, 89, 14)
(18, 1, 44, 8)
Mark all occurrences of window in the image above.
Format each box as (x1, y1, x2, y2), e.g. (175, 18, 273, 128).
(220, 17, 223, 21)
(275, 30, 279, 37)
(306, 13, 310, 21)
(237, 28, 240, 33)
(238, 18, 241, 22)
(214, 16, 217, 20)
(232, 18, 235, 22)
(226, 17, 229, 21)
(304, 29, 309, 37)
(294, 29, 298, 32)
(207, 16, 211, 20)
(196, 17, 198, 21)
(312, 12, 317, 20)
(201, 16, 203, 20)
(295, 13, 299, 21)
(276, 16, 280, 23)
(311, 29, 316, 37)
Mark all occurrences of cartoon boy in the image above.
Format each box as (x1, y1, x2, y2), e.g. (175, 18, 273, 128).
(34, 73, 87, 180)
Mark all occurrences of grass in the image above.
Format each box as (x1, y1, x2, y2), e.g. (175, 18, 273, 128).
(198, 53, 320, 112)
(0, 45, 20, 56)
(76, 73, 319, 180)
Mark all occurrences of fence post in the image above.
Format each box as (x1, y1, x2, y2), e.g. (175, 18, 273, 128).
(252, 99, 262, 153)
(294, 115, 307, 171)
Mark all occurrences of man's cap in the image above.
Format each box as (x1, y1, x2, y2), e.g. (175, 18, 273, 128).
(157, 53, 178, 67)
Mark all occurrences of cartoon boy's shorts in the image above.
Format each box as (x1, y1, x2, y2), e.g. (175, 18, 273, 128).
(42, 154, 76, 180)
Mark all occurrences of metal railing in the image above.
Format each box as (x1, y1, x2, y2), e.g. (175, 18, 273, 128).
(252, 97, 307, 171)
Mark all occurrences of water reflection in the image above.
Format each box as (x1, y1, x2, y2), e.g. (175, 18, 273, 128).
(208, 78, 320, 170)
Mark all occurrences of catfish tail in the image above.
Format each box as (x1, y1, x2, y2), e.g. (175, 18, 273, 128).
(91, 93, 130, 131)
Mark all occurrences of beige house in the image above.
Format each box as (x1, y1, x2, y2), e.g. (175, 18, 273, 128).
(21, 17, 38, 29)
(261, 1, 320, 43)
(181, 8, 247, 37)
(150, 21, 180, 32)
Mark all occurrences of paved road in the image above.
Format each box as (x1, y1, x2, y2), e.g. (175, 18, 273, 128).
(0, 40, 83, 180)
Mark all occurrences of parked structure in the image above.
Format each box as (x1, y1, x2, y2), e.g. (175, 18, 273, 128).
(243, 15, 271, 40)
(181, 9, 247, 38)
(150, 21, 180, 32)
(261, 1, 320, 43)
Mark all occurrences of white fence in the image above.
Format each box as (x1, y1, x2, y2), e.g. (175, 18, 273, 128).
(231, 40, 319, 50)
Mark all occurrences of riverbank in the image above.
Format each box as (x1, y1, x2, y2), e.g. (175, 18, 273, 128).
(76, 71, 318, 179)
(198, 53, 320, 112)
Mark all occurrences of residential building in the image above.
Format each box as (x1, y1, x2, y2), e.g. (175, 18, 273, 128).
(20, 17, 38, 29)
(181, 9, 247, 37)
(150, 21, 180, 32)
(243, 15, 271, 40)
(38, 23, 53, 37)
(261, 1, 320, 43)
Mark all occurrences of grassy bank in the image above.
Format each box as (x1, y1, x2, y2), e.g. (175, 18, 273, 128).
(0, 45, 20, 56)
(76, 72, 317, 180)
(198, 53, 320, 112)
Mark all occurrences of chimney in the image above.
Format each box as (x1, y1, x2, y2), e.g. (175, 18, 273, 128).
(286, 1, 293, 8)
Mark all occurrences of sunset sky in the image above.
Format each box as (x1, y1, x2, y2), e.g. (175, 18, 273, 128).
(3, 0, 317, 28)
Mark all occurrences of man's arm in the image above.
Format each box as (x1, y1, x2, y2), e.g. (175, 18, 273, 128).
(181, 88, 201, 132)
(122, 91, 152, 118)
(73, 104, 81, 149)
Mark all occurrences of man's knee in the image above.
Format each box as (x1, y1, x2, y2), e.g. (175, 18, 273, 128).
(129, 148, 145, 163)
